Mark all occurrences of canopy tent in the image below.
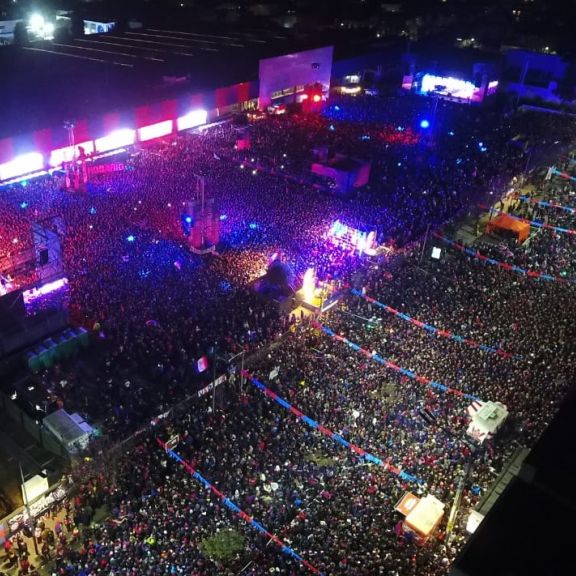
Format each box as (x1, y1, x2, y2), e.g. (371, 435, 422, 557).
(486, 213, 530, 243)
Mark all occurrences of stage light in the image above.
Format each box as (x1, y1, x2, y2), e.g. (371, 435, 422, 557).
(29, 13, 45, 32)
(20, 202, 28, 209)
(49, 141, 95, 167)
(95, 129, 136, 153)
(89, 207, 97, 214)
(313, 94, 322, 103)
(448, 131, 455, 136)
(0, 152, 44, 181)
(176, 109, 208, 131)
(22, 278, 69, 303)
(431, 247, 442, 260)
(219, 214, 227, 220)
(43, 22, 55, 38)
(420, 119, 430, 129)
(138, 120, 173, 142)
(185, 216, 193, 224)
(302, 267, 316, 303)
(127, 235, 135, 242)
(249, 223, 258, 229)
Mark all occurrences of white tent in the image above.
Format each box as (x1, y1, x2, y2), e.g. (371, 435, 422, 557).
(467, 400, 509, 443)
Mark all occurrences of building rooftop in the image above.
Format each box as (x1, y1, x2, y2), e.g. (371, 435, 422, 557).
(0, 27, 315, 139)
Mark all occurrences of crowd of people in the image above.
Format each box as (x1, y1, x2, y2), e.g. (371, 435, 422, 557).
(1, 93, 576, 575)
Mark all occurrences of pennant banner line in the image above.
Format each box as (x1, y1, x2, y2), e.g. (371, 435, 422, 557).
(312, 321, 481, 402)
(517, 195, 576, 215)
(350, 289, 521, 360)
(156, 438, 324, 575)
(432, 232, 576, 285)
(241, 370, 424, 485)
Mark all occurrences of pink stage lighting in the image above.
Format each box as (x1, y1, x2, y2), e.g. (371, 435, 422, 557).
(95, 129, 136, 153)
(138, 120, 173, 142)
(420, 74, 476, 100)
(23, 277, 69, 303)
(49, 141, 95, 167)
(0, 152, 44, 182)
(176, 110, 208, 131)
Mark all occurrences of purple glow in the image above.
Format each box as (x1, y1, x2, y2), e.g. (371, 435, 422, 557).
(23, 278, 69, 303)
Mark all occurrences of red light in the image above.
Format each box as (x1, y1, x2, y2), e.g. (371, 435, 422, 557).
(313, 95, 322, 103)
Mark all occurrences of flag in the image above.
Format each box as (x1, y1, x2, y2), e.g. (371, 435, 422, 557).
(195, 356, 209, 373)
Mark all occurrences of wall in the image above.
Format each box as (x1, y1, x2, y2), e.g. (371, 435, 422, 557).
(0, 80, 259, 171)
(259, 46, 333, 108)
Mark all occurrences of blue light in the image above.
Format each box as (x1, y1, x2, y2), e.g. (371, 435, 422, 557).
(396, 126, 404, 132)
(448, 131, 455, 136)
(20, 201, 28, 209)
(219, 214, 228, 221)
(21, 181, 27, 187)
(249, 222, 258, 230)
(185, 216, 193, 224)
(329, 124, 335, 131)
(478, 142, 484, 148)
(334, 105, 340, 111)
(420, 119, 430, 129)
(127, 235, 136, 242)
(89, 207, 97, 215)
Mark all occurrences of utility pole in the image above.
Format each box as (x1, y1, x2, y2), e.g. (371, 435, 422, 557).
(19, 462, 39, 556)
(212, 341, 217, 413)
(419, 223, 431, 263)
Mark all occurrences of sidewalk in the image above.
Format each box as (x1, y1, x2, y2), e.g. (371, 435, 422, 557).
(1, 505, 69, 576)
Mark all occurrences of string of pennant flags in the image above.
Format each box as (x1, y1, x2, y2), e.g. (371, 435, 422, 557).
(241, 370, 424, 485)
(432, 232, 576, 285)
(312, 321, 481, 402)
(479, 204, 576, 236)
(350, 288, 521, 360)
(548, 166, 576, 183)
(517, 195, 576, 215)
(157, 438, 324, 575)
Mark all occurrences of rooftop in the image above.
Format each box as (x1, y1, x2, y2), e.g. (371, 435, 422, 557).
(0, 27, 319, 138)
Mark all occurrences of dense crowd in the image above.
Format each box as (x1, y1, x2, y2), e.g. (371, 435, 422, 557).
(1, 95, 576, 576)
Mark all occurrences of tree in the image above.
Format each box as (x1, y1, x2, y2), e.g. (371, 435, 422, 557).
(199, 529, 245, 563)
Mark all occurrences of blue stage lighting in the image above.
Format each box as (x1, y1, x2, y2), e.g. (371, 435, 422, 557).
(127, 235, 135, 242)
(420, 119, 430, 129)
